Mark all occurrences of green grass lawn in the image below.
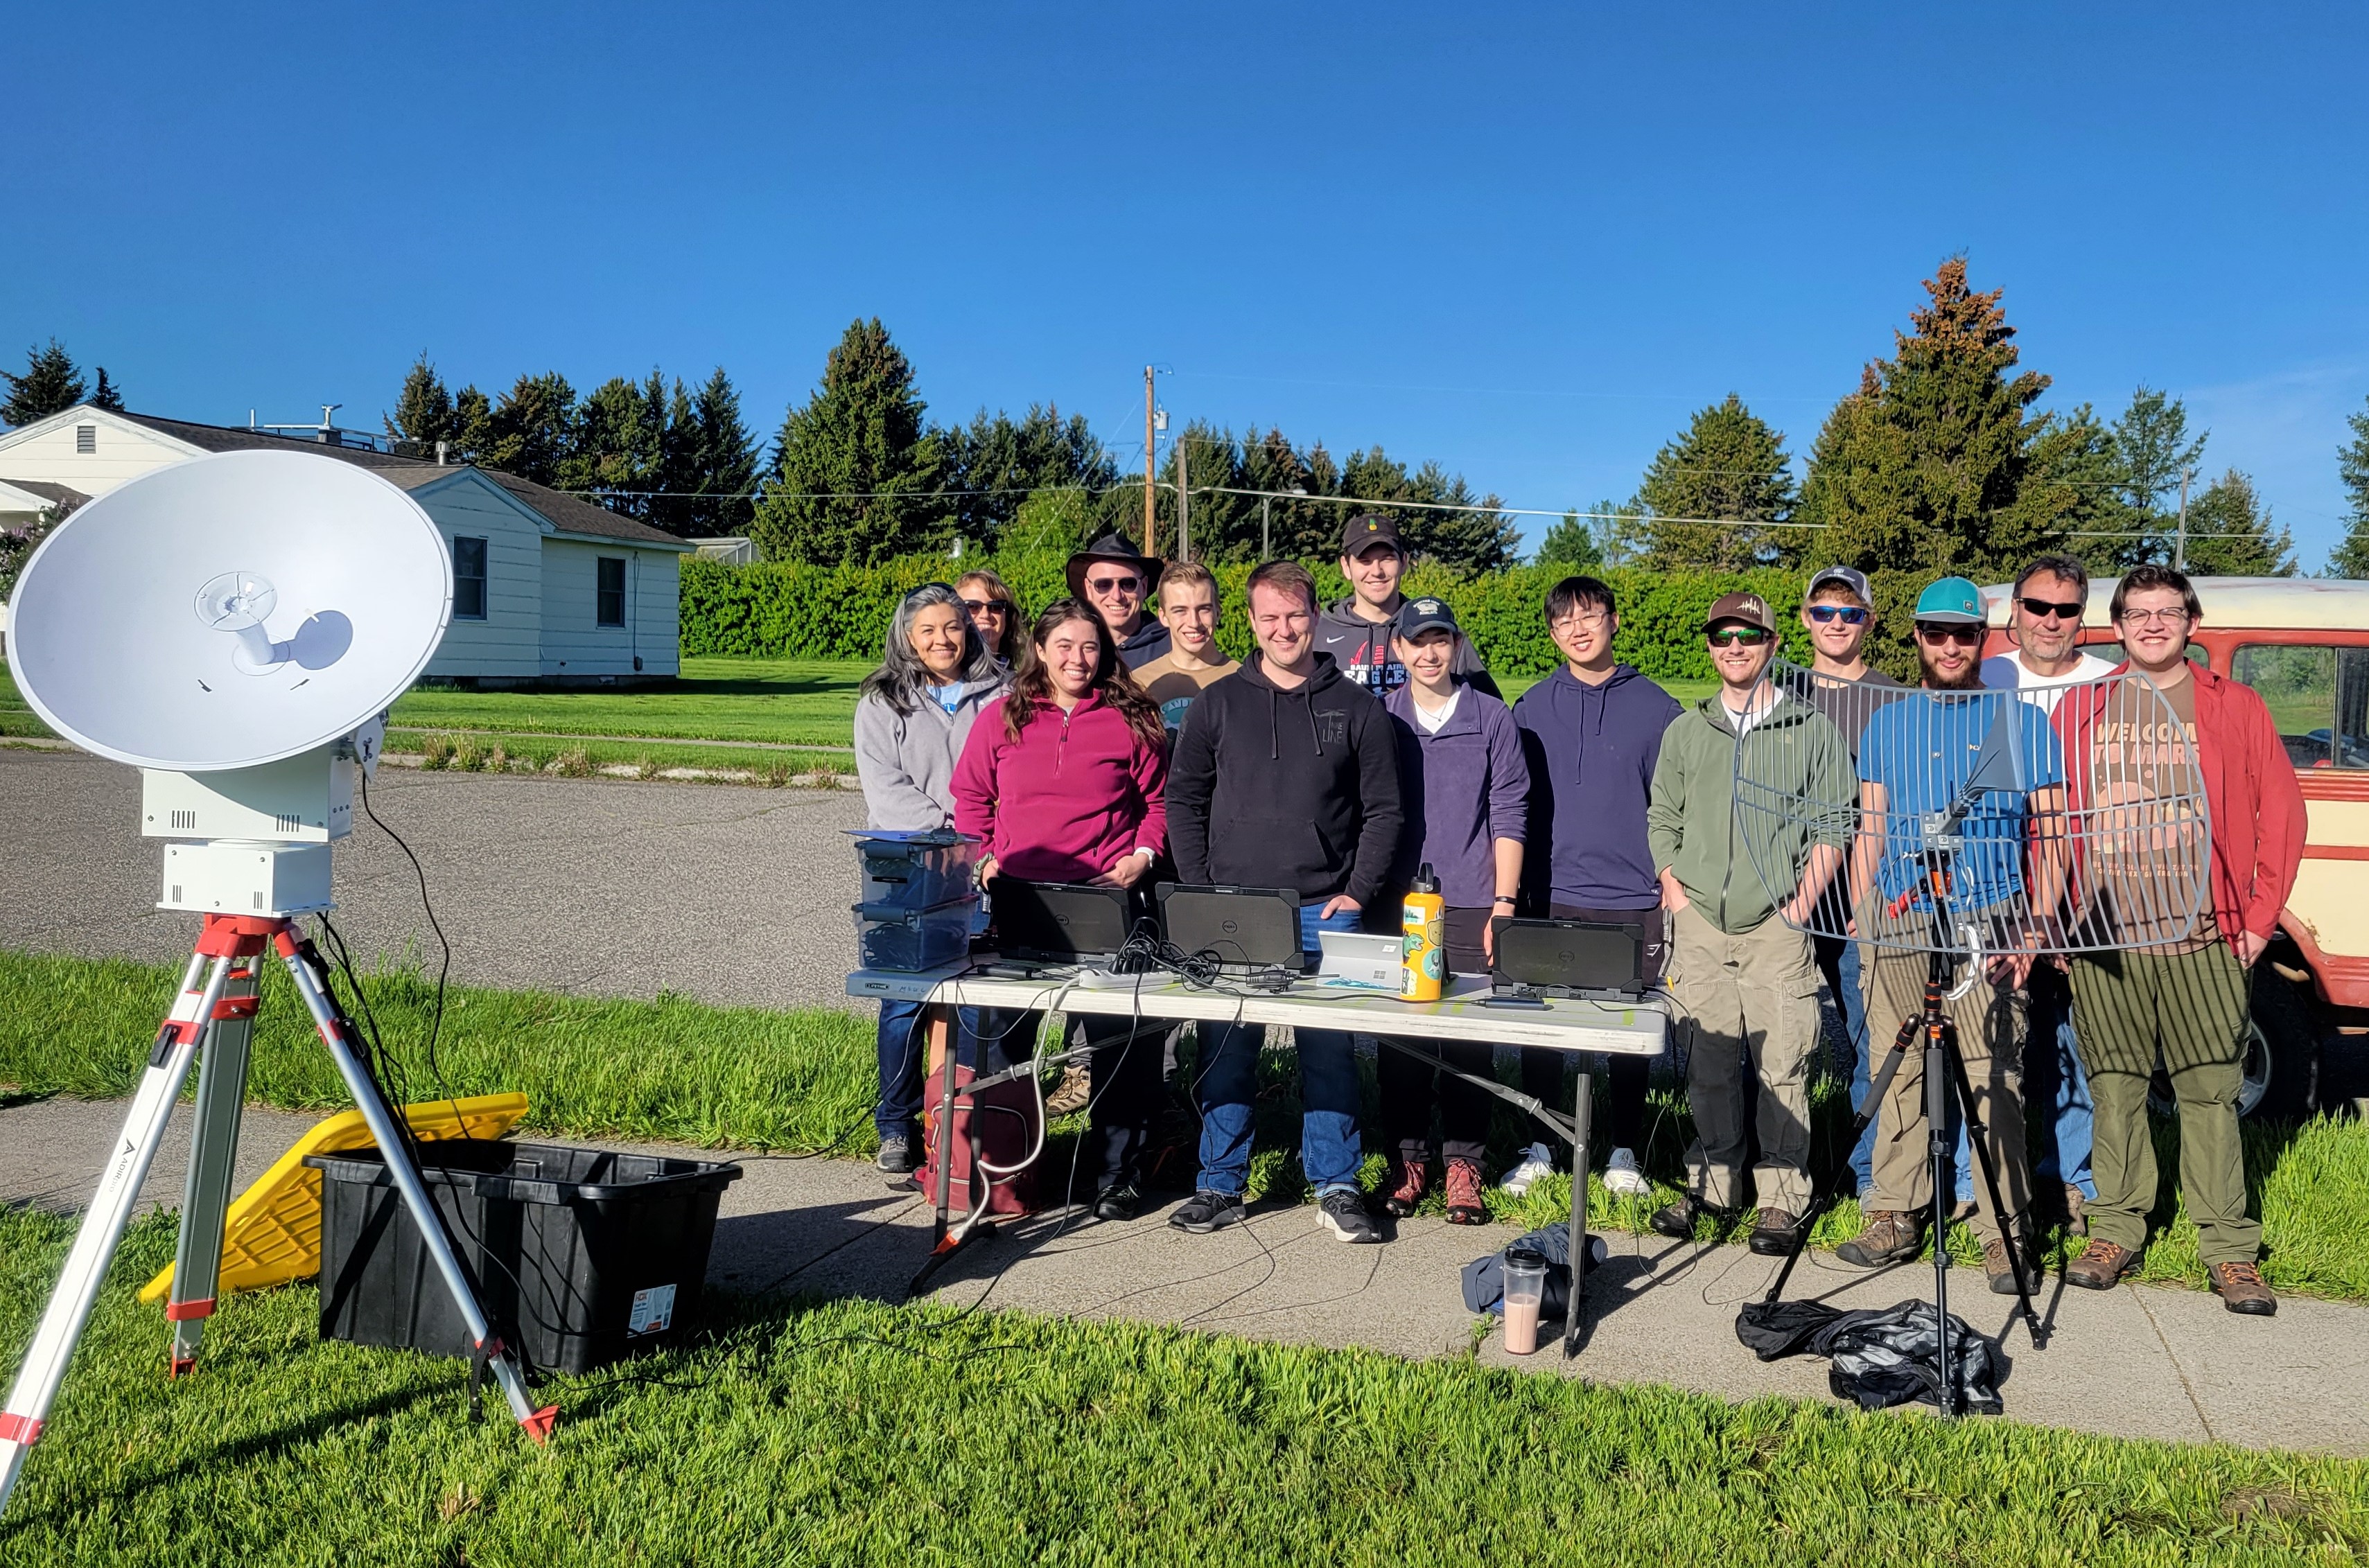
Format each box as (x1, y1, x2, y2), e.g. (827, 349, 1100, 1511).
(392, 657, 869, 748)
(6, 948, 2366, 1304)
(390, 730, 856, 782)
(0, 664, 52, 740)
(5, 1206, 2365, 1567)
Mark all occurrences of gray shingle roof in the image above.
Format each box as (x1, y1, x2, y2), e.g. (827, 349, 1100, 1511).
(2, 479, 89, 507)
(109, 411, 689, 548)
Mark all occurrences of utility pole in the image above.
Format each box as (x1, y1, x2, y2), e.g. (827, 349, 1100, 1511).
(1175, 438, 1190, 562)
(1143, 367, 1157, 556)
(2174, 465, 2194, 571)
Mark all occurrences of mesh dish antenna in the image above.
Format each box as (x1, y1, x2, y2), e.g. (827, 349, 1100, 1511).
(8, 450, 451, 770)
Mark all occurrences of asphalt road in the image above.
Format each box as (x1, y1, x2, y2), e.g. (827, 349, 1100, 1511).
(0, 748, 871, 1010)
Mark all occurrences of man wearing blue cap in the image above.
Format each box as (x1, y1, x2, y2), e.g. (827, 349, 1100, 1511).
(1839, 576, 2056, 1296)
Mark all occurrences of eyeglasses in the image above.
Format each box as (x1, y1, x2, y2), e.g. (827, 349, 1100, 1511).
(1706, 627, 1772, 648)
(2018, 597, 2084, 621)
(1916, 624, 1982, 646)
(1550, 610, 1611, 632)
(1806, 606, 1868, 626)
(2118, 607, 2192, 628)
(961, 599, 1010, 617)
(1085, 575, 1141, 595)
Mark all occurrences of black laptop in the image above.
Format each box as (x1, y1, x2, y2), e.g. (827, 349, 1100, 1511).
(1155, 883, 1305, 976)
(991, 880, 1143, 967)
(1489, 916, 1652, 1002)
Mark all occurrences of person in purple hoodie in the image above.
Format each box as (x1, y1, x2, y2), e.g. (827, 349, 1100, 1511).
(1511, 575, 1684, 1197)
(1374, 597, 1530, 1223)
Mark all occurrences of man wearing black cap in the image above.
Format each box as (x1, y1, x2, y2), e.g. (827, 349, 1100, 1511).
(1317, 513, 1496, 698)
(1066, 533, 1171, 670)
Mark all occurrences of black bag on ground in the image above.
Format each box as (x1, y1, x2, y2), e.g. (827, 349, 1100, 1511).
(1460, 1222, 1609, 1322)
(1735, 1298, 2005, 1416)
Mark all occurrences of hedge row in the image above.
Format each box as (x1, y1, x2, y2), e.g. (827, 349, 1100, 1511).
(680, 553, 1938, 683)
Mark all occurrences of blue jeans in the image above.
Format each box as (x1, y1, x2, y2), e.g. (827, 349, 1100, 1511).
(875, 998, 928, 1140)
(1194, 903, 1365, 1197)
(1826, 936, 1880, 1195)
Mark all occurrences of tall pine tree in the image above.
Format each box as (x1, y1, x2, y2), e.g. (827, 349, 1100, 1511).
(753, 319, 945, 565)
(88, 368, 124, 412)
(1632, 394, 1796, 570)
(1797, 258, 2070, 577)
(2179, 468, 2295, 576)
(385, 354, 457, 456)
(939, 403, 1118, 547)
(684, 367, 760, 538)
(487, 373, 579, 488)
(1, 340, 87, 425)
(1535, 509, 1605, 570)
(2104, 387, 2207, 565)
(2333, 396, 2369, 579)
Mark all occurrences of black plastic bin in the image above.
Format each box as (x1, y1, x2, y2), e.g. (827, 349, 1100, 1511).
(306, 1139, 742, 1375)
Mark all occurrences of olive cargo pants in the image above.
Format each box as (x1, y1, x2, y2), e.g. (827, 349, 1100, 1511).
(1670, 904, 1821, 1215)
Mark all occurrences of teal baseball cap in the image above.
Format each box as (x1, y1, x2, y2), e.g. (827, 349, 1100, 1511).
(1912, 576, 1986, 625)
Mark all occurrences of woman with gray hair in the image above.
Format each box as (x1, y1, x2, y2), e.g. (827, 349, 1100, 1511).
(855, 582, 1008, 1178)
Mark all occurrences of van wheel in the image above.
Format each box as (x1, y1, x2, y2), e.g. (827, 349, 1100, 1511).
(2144, 960, 2321, 1122)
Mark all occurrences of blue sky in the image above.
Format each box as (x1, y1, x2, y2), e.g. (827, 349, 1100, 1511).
(7, 3, 2365, 565)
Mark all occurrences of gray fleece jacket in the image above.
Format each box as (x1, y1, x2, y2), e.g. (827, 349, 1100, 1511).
(853, 676, 1007, 831)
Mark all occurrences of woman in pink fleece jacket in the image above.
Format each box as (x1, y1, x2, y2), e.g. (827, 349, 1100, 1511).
(950, 599, 1171, 1219)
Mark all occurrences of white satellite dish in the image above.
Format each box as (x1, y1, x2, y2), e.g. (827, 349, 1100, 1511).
(7, 449, 451, 770)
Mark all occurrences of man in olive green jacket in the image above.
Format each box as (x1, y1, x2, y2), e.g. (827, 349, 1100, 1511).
(1645, 592, 1855, 1255)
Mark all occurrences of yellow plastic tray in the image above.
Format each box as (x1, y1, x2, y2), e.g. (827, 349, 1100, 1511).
(140, 1092, 530, 1305)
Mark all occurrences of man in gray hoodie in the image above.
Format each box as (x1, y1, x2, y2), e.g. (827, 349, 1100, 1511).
(1317, 513, 1498, 699)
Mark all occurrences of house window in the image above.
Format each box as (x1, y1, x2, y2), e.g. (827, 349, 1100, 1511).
(452, 537, 487, 619)
(76, 425, 95, 454)
(2234, 644, 2369, 770)
(596, 556, 627, 628)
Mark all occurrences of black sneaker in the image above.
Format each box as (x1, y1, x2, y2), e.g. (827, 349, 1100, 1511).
(1318, 1189, 1385, 1244)
(1648, 1194, 1728, 1240)
(875, 1135, 920, 1179)
(1169, 1190, 1244, 1233)
(1092, 1182, 1143, 1222)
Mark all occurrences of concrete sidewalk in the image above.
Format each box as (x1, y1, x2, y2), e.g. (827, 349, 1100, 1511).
(7, 1093, 2363, 1457)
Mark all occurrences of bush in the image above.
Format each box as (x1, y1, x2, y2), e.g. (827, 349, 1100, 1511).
(682, 554, 1933, 683)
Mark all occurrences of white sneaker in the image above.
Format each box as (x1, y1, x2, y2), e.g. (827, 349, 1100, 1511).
(1603, 1147, 1650, 1198)
(1501, 1143, 1555, 1197)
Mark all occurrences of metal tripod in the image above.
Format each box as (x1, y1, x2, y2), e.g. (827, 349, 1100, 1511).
(1759, 867, 2047, 1418)
(0, 913, 554, 1518)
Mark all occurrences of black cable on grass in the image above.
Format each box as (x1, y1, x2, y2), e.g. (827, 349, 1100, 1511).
(358, 768, 455, 1106)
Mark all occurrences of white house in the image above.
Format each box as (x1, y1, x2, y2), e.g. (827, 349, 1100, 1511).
(0, 405, 692, 685)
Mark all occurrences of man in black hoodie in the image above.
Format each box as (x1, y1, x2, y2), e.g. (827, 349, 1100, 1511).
(1166, 559, 1404, 1244)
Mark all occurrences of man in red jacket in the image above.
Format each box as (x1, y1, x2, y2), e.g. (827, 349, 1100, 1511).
(2051, 565, 2306, 1315)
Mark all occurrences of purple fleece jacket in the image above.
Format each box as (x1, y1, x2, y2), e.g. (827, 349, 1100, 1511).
(1383, 681, 1530, 909)
(1511, 664, 1682, 910)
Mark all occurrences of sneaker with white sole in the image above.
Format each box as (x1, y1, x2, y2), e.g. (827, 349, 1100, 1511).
(1602, 1146, 1650, 1198)
(1501, 1143, 1555, 1197)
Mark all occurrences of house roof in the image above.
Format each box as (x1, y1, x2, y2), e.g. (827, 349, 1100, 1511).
(3, 478, 90, 507)
(102, 410, 690, 549)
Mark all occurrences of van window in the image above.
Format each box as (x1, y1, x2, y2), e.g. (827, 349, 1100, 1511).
(2233, 644, 2369, 770)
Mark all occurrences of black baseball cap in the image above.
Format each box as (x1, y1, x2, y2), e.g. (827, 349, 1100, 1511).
(1341, 513, 1403, 557)
(1393, 596, 1460, 639)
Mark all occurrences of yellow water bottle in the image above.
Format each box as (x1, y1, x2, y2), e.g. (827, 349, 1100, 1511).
(1401, 863, 1445, 1002)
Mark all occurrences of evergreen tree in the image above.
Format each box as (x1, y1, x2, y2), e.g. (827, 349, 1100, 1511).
(385, 354, 457, 455)
(451, 385, 496, 467)
(2027, 402, 2134, 572)
(1797, 258, 2068, 578)
(940, 403, 1119, 547)
(569, 375, 662, 509)
(2333, 396, 2369, 579)
(1237, 426, 1334, 561)
(753, 319, 945, 565)
(1535, 509, 1605, 570)
(2180, 468, 2295, 576)
(1, 340, 87, 425)
(487, 373, 579, 488)
(1632, 394, 1796, 570)
(88, 368, 124, 412)
(685, 367, 760, 538)
(2105, 386, 2207, 565)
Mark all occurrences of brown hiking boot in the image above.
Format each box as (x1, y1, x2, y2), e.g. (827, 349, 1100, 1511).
(1442, 1157, 1487, 1225)
(2064, 1237, 2139, 1290)
(2210, 1261, 2278, 1316)
(1984, 1238, 2037, 1296)
(1381, 1156, 1428, 1218)
(1044, 1063, 1092, 1116)
(1836, 1210, 1922, 1267)
(1747, 1208, 1801, 1257)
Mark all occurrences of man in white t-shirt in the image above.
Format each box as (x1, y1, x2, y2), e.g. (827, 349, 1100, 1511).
(1976, 552, 2111, 1233)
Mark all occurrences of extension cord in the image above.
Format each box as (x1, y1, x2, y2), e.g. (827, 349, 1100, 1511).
(1072, 968, 1148, 990)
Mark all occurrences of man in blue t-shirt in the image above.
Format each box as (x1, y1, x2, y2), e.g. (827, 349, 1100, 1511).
(1838, 577, 2058, 1298)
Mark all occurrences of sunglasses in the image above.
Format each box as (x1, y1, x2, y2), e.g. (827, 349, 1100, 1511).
(1916, 624, 1983, 646)
(1085, 575, 1141, 594)
(961, 598, 1011, 616)
(1806, 605, 1868, 626)
(1706, 626, 1772, 648)
(2018, 597, 2084, 621)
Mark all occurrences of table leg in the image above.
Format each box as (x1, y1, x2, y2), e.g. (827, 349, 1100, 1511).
(1564, 1066, 1591, 1357)
(927, 1005, 956, 1256)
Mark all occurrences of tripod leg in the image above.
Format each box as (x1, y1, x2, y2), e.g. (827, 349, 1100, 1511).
(0, 951, 231, 1517)
(1562, 1067, 1591, 1358)
(1763, 1013, 1919, 1304)
(166, 955, 261, 1377)
(1943, 1032, 2045, 1344)
(272, 928, 556, 1443)
(1925, 1012, 1958, 1419)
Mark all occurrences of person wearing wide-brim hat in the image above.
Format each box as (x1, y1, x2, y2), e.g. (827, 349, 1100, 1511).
(1066, 534, 1171, 671)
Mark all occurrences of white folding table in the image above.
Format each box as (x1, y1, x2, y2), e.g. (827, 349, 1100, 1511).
(848, 963, 1668, 1356)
